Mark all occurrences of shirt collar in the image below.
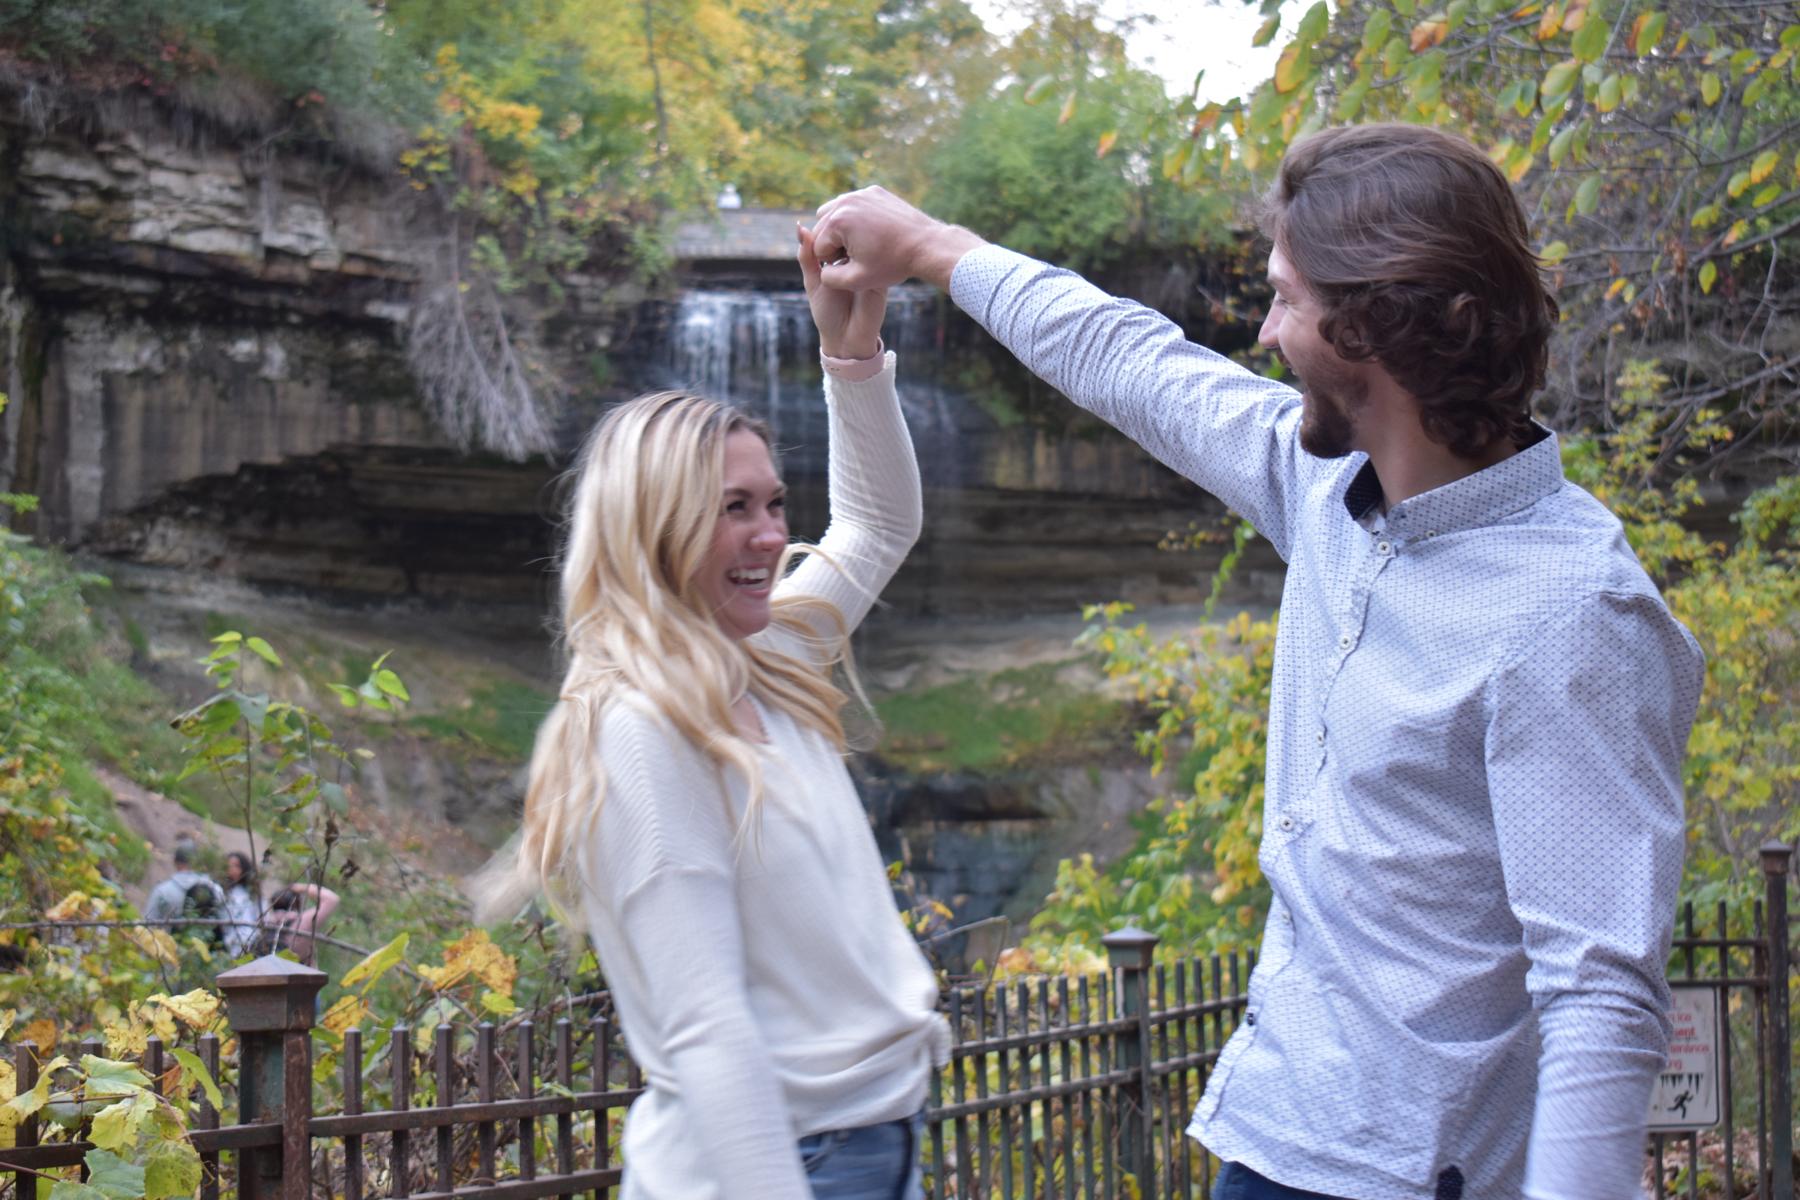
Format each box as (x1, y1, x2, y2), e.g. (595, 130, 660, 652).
(1340, 424, 1563, 536)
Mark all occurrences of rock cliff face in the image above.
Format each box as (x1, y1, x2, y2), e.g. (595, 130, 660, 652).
(0, 82, 1280, 620)
(0, 84, 440, 538)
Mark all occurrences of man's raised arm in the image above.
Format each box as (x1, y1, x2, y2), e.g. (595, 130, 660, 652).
(810, 188, 1319, 561)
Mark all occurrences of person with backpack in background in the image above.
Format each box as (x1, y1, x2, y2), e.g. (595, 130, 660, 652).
(143, 838, 228, 950)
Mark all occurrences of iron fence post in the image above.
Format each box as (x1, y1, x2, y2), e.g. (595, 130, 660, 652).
(216, 954, 327, 1200)
(1762, 840, 1794, 1200)
(1105, 926, 1159, 1200)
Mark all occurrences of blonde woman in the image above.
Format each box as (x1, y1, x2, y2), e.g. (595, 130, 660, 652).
(477, 226, 945, 1200)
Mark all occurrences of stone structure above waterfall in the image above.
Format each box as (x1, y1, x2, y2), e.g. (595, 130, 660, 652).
(669, 208, 816, 286)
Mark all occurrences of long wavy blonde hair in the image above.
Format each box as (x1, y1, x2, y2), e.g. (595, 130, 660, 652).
(474, 390, 852, 921)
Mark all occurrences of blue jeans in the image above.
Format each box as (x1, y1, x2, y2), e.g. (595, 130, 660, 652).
(1212, 1161, 1347, 1200)
(798, 1110, 923, 1200)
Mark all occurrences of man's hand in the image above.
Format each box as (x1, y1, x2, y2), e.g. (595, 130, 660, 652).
(810, 186, 987, 292)
(797, 223, 883, 360)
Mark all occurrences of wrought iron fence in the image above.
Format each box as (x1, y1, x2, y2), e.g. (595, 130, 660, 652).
(2, 842, 1794, 1200)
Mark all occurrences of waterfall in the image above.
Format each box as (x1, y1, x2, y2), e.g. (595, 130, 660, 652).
(661, 285, 955, 480)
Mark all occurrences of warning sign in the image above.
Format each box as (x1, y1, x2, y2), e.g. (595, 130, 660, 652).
(1647, 985, 1722, 1130)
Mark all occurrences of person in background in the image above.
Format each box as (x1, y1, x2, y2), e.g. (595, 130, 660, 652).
(473, 226, 945, 1200)
(220, 849, 263, 956)
(143, 838, 227, 949)
(808, 122, 1703, 1200)
(256, 881, 338, 965)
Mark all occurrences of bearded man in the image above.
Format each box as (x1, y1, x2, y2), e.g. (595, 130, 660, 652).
(810, 123, 1702, 1200)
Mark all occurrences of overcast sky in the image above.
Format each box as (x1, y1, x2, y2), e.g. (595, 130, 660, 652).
(964, 0, 1289, 105)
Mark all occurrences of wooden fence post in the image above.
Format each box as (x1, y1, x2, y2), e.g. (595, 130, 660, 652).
(215, 955, 327, 1200)
(1761, 840, 1793, 1200)
(1104, 926, 1159, 1200)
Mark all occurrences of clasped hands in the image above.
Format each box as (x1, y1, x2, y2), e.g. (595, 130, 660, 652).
(798, 186, 987, 361)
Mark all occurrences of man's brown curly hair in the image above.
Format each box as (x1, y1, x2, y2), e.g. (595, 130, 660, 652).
(1261, 124, 1559, 458)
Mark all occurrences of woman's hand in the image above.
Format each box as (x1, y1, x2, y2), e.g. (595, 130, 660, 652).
(797, 222, 884, 361)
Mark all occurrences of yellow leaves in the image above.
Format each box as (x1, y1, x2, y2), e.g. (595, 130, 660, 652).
(45, 891, 99, 921)
(1, 1054, 69, 1130)
(1700, 72, 1721, 105)
(1536, 3, 1563, 39)
(1721, 219, 1749, 248)
(1540, 240, 1570, 265)
(104, 1016, 149, 1061)
(19, 1017, 57, 1052)
(1095, 130, 1117, 158)
(147, 990, 221, 1030)
(1410, 16, 1449, 51)
(417, 929, 517, 997)
(995, 946, 1041, 977)
(321, 995, 370, 1036)
(1057, 92, 1077, 126)
(339, 931, 409, 992)
(123, 927, 179, 965)
(1748, 149, 1779, 185)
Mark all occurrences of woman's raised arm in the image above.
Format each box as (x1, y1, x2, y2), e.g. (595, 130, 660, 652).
(769, 226, 922, 649)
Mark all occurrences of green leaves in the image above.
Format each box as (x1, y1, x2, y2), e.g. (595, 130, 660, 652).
(1574, 174, 1602, 215)
(1540, 240, 1571, 265)
(144, 1139, 203, 1200)
(1362, 8, 1393, 51)
(1698, 260, 1718, 293)
(1541, 58, 1581, 103)
(81, 1150, 146, 1200)
(78, 1056, 150, 1098)
(1596, 73, 1623, 112)
(1632, 10, 1667, 55)
(1295, 2, 1330, 47)
(1571, 4, 1610, 61)
(88, 1091, 156, 1154)
(168, 1049, 223, 1110)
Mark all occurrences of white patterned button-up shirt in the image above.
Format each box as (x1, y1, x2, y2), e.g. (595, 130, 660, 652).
(951, 247, 1704, 1200)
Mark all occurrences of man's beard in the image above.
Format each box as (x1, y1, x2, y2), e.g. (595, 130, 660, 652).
(1295, 359, 1368, 459)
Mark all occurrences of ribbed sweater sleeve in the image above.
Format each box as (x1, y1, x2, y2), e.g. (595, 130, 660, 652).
(773, 352, 921, 653)
(582, 700, 815, 1199)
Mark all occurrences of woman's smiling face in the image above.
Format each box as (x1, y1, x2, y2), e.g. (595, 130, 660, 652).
(697, 428, 788, 639)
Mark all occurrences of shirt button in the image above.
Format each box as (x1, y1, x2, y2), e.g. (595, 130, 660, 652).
(1245, 1011, 1257, 1027)
(1316, 729, 1326, 745)
(1278, 815, 1294, 831)
(1338, 634, 1352, 650)
(1376, 540, 1392, 555)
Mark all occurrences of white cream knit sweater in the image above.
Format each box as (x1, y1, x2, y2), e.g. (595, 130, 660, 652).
(573, 354, 947, 1200)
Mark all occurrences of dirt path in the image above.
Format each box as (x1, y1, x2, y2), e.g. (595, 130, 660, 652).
(98, 766, 262, 911)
